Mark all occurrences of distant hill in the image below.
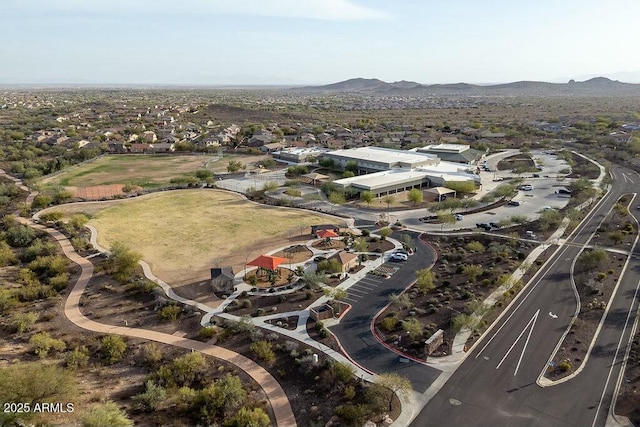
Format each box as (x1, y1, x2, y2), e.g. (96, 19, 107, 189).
(294, 77, 640, 96)
(298, 78, 424, 93)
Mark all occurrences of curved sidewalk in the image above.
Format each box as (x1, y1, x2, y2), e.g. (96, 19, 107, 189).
(19, 219, 297, 427)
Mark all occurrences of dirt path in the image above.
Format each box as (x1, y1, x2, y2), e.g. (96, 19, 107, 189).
(4, 172, 297, 427)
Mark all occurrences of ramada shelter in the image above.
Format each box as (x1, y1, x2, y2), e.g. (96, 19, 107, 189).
(321, 147, 480, 198)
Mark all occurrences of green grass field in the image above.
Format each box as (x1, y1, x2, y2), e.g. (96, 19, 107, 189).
(41, 155, 214, 188)
(72, 190, 341, 284)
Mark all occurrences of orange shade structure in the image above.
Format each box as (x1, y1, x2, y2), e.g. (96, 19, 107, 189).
(247, 254, 289, 270)
(316, 229, 339, 238)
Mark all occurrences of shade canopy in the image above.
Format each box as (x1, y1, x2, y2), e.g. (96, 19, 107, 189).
(247, 254, 289, 270)
(317, 229, 339, 238)
(303, 172, 329, 181)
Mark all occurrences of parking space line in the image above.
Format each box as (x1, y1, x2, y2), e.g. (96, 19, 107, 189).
(347, 293, 363, 299)
(349, 287, 370, 294)
(352, 285, 375, 291)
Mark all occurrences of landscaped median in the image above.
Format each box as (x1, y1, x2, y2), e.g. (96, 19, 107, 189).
(373, 232, 538, 361)
(542, 194, 638, 381)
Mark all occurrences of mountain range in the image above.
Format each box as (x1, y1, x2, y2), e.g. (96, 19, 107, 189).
(294, 77, 640, 96)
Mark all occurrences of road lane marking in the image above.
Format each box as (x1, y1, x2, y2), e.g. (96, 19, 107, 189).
(591, 280, 640, 427)
(496, 309, 540, 376)
(549, 312, 558, 319)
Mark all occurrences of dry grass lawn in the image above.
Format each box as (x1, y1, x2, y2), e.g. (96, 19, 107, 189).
(51, 190, 342, 285)
(40, 154, 215, 188)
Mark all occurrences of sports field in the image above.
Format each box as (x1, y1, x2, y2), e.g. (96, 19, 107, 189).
(40, 155, 214, 188)
(66, 190, 341, 285)
(41, 153, 271, 190)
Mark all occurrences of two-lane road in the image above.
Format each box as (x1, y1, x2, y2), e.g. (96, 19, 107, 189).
(412, 164, 640, 427)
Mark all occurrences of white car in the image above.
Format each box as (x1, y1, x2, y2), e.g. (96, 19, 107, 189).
(454, 214, 464, 221)
(389, 253, 408, 262)
(520, 184, 533, 191)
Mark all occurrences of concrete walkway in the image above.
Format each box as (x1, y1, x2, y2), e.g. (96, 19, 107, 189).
(9, 205, 298, 425)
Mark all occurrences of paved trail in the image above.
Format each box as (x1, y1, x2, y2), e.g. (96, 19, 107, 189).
(8, 189, 296, 426)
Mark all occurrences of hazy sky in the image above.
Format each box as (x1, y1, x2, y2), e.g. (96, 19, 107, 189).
(2, 0, 640, 85)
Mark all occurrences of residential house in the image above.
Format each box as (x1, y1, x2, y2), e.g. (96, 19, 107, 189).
(142, 131, 157, 143)
(259, 142, 285, 153)
(130, 143, 151, 154)
(150, 142, 175, 153)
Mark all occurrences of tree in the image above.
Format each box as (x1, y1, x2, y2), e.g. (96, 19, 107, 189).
(437, 211, 456, 230)
(323, 287, 348, 301)
(341, 171, 355, 178)
(100, 335, 127, 365)
(0, 363, 76, 409)
(444, 181, 477, 194)
(389, 293, 413, 310)
(462, 264, 484, 282)
(328, 191, 346, 205)
(382, 195, 395, 210)
(352, 237, 369, 253)
(538, 209, 563, 231)
(360, 191, 374, 206)
(399, 234, 415, 251)
(407, 188, 423, 206)
(81, 401, 133, 427)
(345, 160, 358, 173)
(373, 373, 412, 412)
(415, 268, 435, 294)
(227, 160, 244, 172)
(105, 242, 142, 283)
(379, 227, 392, 240)
(609, 231, 624, 245)
(301, 271, 327, 289)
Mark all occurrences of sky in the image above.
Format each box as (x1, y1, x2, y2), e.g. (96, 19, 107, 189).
(2, 0, 640, 85)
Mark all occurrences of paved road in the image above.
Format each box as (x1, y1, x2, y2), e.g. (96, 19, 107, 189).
(330, 231, 442, 393)
(411, 165, 640, 427)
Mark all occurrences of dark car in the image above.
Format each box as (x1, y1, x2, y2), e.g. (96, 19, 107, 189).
(508, 200, 522, 206)
(476, 223, 492, 231)
(489, 222, 500, 229)
(533, 174, 540, 178)
(557, 189, 572, 195)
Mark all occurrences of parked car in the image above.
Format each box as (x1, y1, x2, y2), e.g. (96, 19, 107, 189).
(454, 214, 464, 221)
(389, 253, 408, 262)
(508, 200, 523, 206)
(533, 174, 540, 178)
(489, 222, 500, 229)
(394, 249, 411, 256)
(557, 189, 572, 195)
(519, 184, 533, 191)
(476, 223, 492, 231)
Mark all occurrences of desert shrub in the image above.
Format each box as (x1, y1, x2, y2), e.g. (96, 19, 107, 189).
(250, 340, 275, 365)
(330, 361, 355, 384)
(29, 331, 66, 358)
(81, 401, 133, 427)
(380, 316, 398, 332)
(100, 335, 127, 365)
(12, 311, 38, 333)
(66, 346, 90, 369)
(158, 304, 182, 322)
(466, 241, 485, 253)
(335, 404, 368, 427)
(199, 326, 217, 340)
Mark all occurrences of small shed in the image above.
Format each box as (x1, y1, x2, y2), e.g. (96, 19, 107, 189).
(210, 267, 235, 293)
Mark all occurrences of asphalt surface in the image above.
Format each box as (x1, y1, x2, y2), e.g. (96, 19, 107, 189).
(410, 164, 640, 427)
(329, 231, 442, 393)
